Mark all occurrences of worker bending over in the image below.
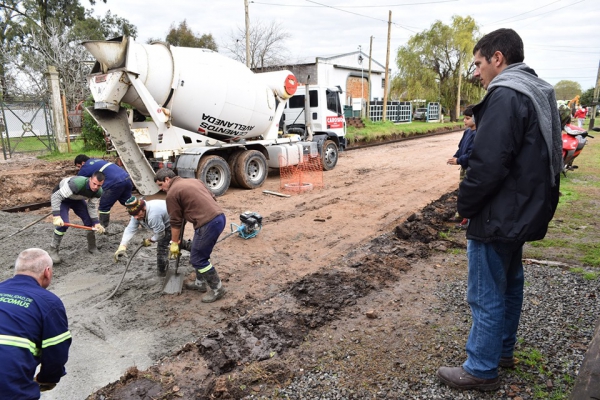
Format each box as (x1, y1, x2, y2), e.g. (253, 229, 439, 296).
(49, 172, 105, 264)
(154, 168, 226, 302)
(74, 154, 132, 228)
(114, 196, 190, 276)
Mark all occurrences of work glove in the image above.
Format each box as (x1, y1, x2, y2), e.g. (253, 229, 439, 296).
(114, 245, 127, 263)
(169, 241, 180, 259)
(93, 224, 105, 234)
(142, 238, 152, 247)
(35, 376, 56, 392)
(52, 216, 64, 227)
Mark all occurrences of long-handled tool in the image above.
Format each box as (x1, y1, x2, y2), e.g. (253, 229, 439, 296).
(95, 243, 145, 307)
(162, 221, 186, 294)
(2, 211, 52, 241)
(63, 222, 96, 230)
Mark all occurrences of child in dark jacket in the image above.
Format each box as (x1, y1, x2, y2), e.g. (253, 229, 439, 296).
(447, 105, 477, 179)
(447, 105, 476, 226)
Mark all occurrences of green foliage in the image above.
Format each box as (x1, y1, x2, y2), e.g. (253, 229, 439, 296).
(580, 87, 596, 106)
(346, 119, 462, 144)
(81, 97, 107, 151)
(553, 80, 582, 101)
(392, 15, 481, 121)
(165, 19, 217, 50)
(71, 9, 138, 40)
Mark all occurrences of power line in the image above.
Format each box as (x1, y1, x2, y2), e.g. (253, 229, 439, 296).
(484, 0, 588, 27)
(483, 0, 562, 26)
(303, 0, 419, 33)
(250, 0, 458, 7)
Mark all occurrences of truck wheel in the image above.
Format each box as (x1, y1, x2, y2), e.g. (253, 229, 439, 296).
(196, 155, 231, 197)
(227, 150, 245, 188)
(234, 150, 268, 189)
(321, 140, 338, 171)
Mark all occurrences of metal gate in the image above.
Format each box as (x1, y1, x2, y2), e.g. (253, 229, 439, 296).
(0, 100, 56, 160)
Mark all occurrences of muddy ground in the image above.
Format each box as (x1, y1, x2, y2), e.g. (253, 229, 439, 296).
(0, 131, 588, 399)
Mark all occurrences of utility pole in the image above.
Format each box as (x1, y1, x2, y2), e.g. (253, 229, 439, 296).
(358, 45, 364, 118)
(244, 0, 251, 68)
(589, 60, 600, 130)
(367, 35, 373, 122)
(382, 11, 392, 122)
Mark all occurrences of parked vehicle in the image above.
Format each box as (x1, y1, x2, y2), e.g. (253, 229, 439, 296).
(282, 85, 346, 171)
(82, 37, 346, 196)
(562, 124, 598, 175)
(413, 107, 427, 121)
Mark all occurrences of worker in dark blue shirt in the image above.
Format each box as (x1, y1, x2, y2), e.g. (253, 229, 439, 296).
(0, 248, 72, 399)
(75, 154, 133, 228)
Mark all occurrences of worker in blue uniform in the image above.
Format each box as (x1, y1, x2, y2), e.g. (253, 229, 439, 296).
(0, 248, 72, 399)
(74, 154, 133, 228)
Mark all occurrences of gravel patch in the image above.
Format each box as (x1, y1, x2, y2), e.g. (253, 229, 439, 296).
(245, 263, 599, 399)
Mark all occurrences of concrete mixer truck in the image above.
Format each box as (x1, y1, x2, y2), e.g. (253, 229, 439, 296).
(82, 36, 346, 196)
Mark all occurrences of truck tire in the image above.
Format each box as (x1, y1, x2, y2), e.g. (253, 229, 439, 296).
(196, 155, 231, 197)
(234, 150, 268, 189)
(321, 140, 338, 171)
(227, 150, 245, 188)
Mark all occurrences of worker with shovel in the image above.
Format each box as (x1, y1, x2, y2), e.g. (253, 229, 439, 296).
(114, 196, 190, 276)
(49, 171, 105, 264)
(154, 168, 226, 303)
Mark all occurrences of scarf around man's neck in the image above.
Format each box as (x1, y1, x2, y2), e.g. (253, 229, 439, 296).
(486, 63, 562, 186)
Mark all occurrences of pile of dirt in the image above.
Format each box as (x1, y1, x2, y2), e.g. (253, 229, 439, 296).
(0, 157, 78, 209)
(88, 191, 463, 399)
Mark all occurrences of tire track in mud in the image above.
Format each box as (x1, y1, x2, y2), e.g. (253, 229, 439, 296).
(88, 191, 462, 399)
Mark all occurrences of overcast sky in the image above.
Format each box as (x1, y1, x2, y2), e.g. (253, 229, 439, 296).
(85, 0, 600, 92)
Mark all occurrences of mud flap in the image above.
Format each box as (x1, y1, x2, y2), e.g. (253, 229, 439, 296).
(162, 222, 186, 294)
(85, 107, 160, 196)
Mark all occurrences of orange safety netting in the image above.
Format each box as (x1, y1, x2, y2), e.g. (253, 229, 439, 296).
(279, 155, 324, 194)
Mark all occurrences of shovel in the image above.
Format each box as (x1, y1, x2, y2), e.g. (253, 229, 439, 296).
(2, 211, 52, 241)
(162, 221, 186, 294)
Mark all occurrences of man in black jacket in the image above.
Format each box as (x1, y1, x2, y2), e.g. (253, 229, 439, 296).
(437, 28, 562, 391)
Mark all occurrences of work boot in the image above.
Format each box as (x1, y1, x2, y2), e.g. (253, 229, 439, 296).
(99, 213, 110, 228)
(180, 239, 192, 251)
(49, 233, 63, 264)
(157, 255, 168, 277)
(184, 278, 208, 292)
(87, 231, 98, 254)
(201, 268, 226, 303)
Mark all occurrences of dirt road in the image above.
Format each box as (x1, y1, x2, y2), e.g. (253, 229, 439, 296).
(0, 131, 463, 399)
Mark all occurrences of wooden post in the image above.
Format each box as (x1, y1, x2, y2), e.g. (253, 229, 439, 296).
(367, 36, 373, 122)
(382, 11, 392, 122)
(588, 60, 599, 130)
(61, 94, 72, 153)
(570, 318, 600, 399)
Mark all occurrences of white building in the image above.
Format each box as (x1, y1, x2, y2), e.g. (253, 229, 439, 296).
(255, 51, 390, 108)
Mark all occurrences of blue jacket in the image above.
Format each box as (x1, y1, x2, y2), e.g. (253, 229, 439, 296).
(452, 128, 476, 169)
(78, 159, 129, 190)
(0, 275, 72, 400)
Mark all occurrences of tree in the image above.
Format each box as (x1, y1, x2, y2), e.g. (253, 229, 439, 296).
(223, 19, 290, 69)
(554, 80, 582, 101)
(580, 87, 596, 106)
(392, 16, 481, 121)
(165, 19, 217, 50)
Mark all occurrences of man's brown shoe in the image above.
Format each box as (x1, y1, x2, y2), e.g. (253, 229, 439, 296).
(437, 366, 500, 391)
(499, 357, 516, 368)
